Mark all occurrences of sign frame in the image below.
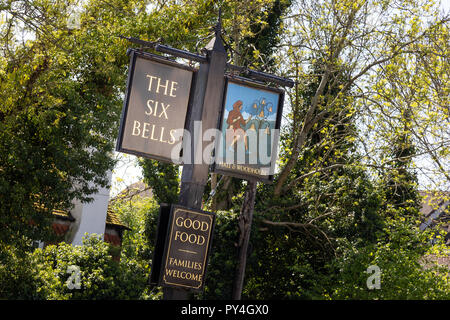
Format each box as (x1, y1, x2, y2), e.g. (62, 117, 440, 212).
(116, 49, 196, 164)
(152, 204, 216, 291)
(212, 75, 284, 182)
(149, 203, 171, 286)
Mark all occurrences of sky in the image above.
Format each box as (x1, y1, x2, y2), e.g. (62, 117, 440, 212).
(224, 82, 279, 121)
(110, 152, 143, 197)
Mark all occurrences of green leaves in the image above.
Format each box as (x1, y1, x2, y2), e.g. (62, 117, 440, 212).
(0, 235, 152, 299)
(332, 216, 450, 299)
(0, 0, 134, 247)
(139, 159, 179, 204)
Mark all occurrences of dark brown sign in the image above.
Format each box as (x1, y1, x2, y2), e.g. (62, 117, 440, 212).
(159, 205, 215, 290)
(116, 50, 194, 163)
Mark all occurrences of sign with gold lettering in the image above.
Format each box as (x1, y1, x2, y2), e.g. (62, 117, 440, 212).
(116, 49, 194, 163)
(157, 205, 215, 291)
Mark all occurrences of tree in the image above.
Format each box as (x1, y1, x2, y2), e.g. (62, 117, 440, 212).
(0, 0, 220, 249)
(273, 0, 449, 196)
(140, 159, 179, 204)
(0, 0, 125, 248)
(330, 209, 450, 299)
(238, 62, 383, 298)
(233, 0, 449, 299)
(364, 14, 449, 193)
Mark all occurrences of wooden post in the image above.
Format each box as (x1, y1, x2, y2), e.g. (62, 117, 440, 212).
(232, 180, 257, 300)
(163, 21, 227, 300)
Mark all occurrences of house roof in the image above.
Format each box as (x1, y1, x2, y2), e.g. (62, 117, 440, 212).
(419, 191, 450, 217)
(105, 208, 131, 231)
(52, 209, 75, 221)
(111, 181, 153, 202)
(419, 191, 450, 245)
(51, 208, 130, 231)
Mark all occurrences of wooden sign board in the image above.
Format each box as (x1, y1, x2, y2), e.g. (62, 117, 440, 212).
(150, 204, 215, 291)
(213, 76, 284, 182)
(116, 49, 194, 163)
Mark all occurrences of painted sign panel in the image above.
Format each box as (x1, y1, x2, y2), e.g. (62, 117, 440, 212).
(116, 50, 194, 163)
(159, 205, 215, 291)
(213, 77, 284, 182)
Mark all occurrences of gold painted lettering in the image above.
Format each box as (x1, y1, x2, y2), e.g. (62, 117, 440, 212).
(168, 129, 176, 145)
(168, 258, 204, 271)
(146, 75, 157, 92)
(145, 99, 154, 115)
(159, 126, 167, 143)
(156, 78, 169, 95)
(150, 124, 158, 141)
(159, 102, 170, 119)
(146, 100, 169, 119)
(132, 120, 140, 136)
(141, 122, 150, 139)
(164, 269, 203, 282)
(170, 81, 178, 97)
(153, 100, 159, 117)
(174, 230, 206, 245)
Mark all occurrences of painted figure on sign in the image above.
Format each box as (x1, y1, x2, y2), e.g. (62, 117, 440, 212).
(242, 97, 275, 157)
(244, 97, 274, 134)
(226, 100, 251, 151)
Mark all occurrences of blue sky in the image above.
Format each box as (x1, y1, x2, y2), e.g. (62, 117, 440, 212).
(224, 82, 280, 122)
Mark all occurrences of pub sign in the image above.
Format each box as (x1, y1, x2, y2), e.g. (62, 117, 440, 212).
(213, 76, 284, 182)
(116, 49, 194, 163)
(150, 204, 215, 291)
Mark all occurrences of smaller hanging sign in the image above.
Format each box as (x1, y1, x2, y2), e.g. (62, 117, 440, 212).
(213, 76, 284, 182)
(150, 204, 215, 291)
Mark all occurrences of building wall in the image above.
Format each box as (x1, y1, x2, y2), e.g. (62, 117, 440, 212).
(70, 170, 112, 246)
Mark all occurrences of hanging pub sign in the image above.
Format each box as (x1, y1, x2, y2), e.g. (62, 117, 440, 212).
(116, 49, 194, 163)
(150, 204, 215, 291)
(213, 76, 284, 182)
